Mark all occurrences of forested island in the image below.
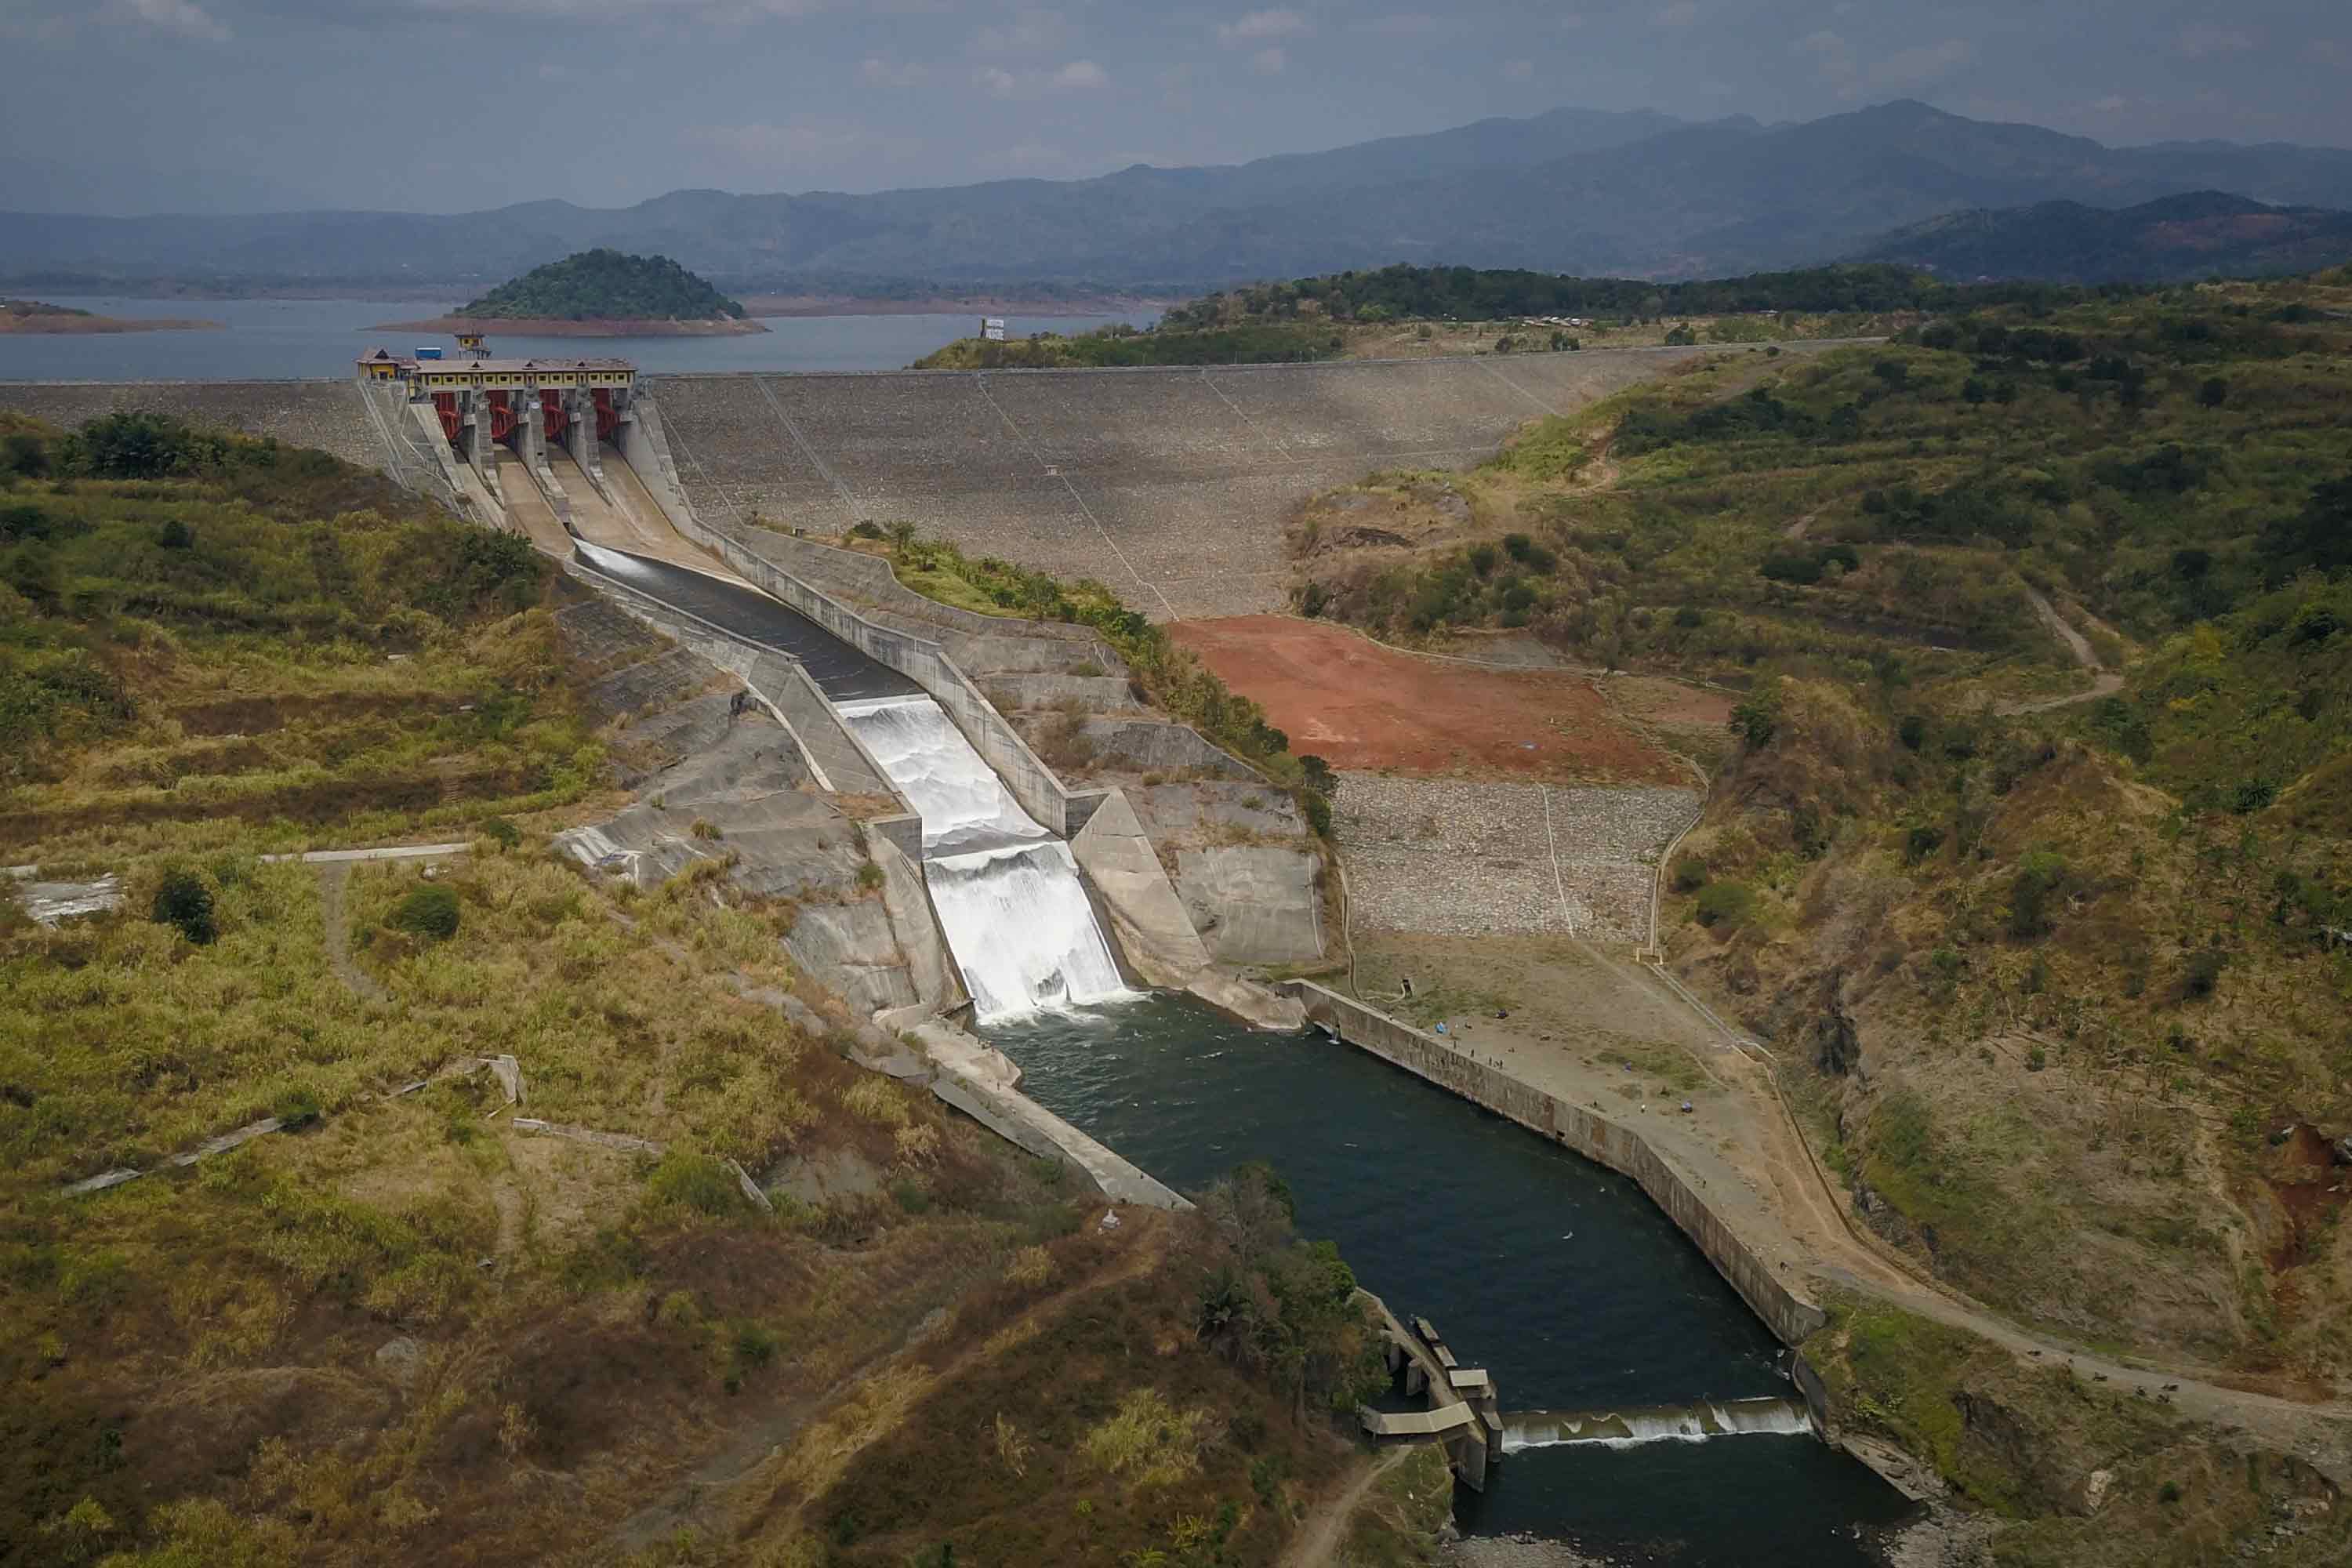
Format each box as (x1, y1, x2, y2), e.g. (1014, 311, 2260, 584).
(373, 249, 767, 337)
(0, 297, 220, 334)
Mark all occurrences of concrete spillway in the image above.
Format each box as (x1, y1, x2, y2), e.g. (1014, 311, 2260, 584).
(839, 694, 1128, 1022)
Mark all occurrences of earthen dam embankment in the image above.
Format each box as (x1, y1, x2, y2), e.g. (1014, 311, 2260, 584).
(0, 345, 1857, 619)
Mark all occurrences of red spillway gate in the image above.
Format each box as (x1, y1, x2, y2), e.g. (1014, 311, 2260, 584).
(433, 392, 461, 444)
(541, 390, 567, 443)
(593, 388, 619, 442)
(486, 391, 517, 445)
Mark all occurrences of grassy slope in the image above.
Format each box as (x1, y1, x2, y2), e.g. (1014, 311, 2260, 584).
(0, 416, 1392, 1568)
(1287, 276, 2352, 1555)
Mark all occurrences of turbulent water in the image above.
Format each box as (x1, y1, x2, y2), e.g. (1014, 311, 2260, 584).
(1501, 1396, 1815, 1453)
(837, 694, 1127, 1020)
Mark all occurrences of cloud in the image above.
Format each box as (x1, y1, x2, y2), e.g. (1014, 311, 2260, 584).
(1359, 13, 1441, 36)
(1501, 60, 1533, 82)
(971, 6, 1069, 57)
(1248, 45, 1287, 75)
(1216, 9, 1308, 45)
(2090, 94, 2127, 112)
(975, 64, 1019, 96)
(681, 118, 917, 167)
(1652, 2, 1697, 30)
(1867, 38, 1975, 90)
(1051, 58, 1107, 89)
(1794, 29, 1855, 84)
(974, 58, 1109, 98)
(859, 56, 927, 89)
(125, 0, 230, 40)
(397, 0, 829, 17)
(2174, 25, 2255, 60)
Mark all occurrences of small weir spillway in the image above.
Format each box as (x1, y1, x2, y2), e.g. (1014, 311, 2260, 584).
(837, 695, 1128, 1021)
(567, 539, 1130, 1023)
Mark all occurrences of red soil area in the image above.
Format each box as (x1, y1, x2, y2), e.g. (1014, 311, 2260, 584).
(1169, 615, 1679, 783)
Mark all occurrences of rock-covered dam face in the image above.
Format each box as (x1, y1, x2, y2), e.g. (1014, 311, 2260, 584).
(0, 347, 1779, 618)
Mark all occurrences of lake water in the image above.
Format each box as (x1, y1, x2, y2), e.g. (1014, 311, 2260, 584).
(0, 296, 1155, 382)
(985, 994, 1913, 1566)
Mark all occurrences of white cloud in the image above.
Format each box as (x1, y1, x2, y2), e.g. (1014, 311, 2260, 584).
(1218, 9, 1309, 45)
(971, 6, 1069, 57)
(860, 56, 928, 89)
(1652, 2, 1697, 31)
(1501, 60, 1534, 82)
(1051, 58, 1108, 89)
(1248, 45, 1287, 75)
(975, 64, 1020, 96)
(975, 58, 1109, 98)
(1361, 13, 1442, 36)
(125, 0, 230, 41)
(2090, 94, 2128, 112)
(2175, 25, 2255, 60)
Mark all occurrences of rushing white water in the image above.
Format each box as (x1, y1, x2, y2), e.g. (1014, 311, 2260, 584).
(1498, 1396, 1812, 1453)
(838, 694, 1131, 1021)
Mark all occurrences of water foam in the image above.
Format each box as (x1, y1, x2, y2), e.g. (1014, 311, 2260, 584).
(839, 694, 1131, 1022)
(1499, 1397, 1812, 1453)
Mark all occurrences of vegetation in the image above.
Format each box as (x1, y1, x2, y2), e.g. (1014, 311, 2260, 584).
(1, 414, 1400, 1568)
(1290, 276, 2350, 688)
(3, 298, 93, 319)
(459, 249, 749, 322)
(910, 319, 1339, 370)
(1161, 261, 2154, 332)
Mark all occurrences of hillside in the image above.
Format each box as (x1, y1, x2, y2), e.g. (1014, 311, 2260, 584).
(0, 412, 1390, 1567)
(8, 102, 2352, 290)
(1277, 272, 2352, 1563)
(1854, 191, 2352, 281)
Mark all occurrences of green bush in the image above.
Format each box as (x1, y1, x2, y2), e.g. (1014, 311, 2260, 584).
(645, 1150, 742, 1217)
(2006, 850, 2067, 939)
(2181, 950, 2225, 1000)
(478, 816, 521, 848)
(390, 884, 461, 942)
(149, 867, 217, 946)
(1671, 856, 1708, 893)
(1693, 881, 1755, 929)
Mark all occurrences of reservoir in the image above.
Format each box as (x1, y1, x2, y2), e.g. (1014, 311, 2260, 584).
(0, 296, 1152, 382)
(987, 994, 1914, 1566)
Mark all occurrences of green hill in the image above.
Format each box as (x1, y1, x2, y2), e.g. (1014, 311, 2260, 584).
(458, 248, 748, 321)
(1852, 191, 2352, 283)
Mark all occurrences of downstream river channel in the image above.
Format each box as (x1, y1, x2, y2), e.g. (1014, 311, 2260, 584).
(987, 994, 1913, 1566)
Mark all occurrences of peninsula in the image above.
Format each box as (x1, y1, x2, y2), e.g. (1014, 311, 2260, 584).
(0, 297, 220, 333)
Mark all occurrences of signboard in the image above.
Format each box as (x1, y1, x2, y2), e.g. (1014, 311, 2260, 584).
(982, 316, 1007, 342)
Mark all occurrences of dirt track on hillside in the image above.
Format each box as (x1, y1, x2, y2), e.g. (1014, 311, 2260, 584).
(1171, 615, 1681, 784)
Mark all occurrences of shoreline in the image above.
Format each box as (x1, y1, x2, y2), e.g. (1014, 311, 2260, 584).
(0, 314, 223, 335)
(368, 314, 770, 337)
(737, 292, 1173, 318)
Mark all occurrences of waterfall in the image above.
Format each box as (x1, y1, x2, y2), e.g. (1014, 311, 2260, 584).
(1498, 1397, 1811, 1453)
(839, 694, 1131, 1022)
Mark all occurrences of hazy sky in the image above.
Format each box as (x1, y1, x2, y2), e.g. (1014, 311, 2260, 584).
(2, 1, 2346, 214)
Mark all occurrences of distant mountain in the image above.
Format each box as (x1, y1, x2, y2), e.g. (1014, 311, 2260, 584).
(1850, 191, 2352, 282)
(4, 101, 2350, 290)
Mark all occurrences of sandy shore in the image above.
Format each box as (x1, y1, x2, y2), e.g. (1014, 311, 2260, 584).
(368, 314, 768, 337)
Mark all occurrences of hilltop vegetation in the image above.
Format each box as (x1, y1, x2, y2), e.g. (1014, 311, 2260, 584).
(1855, 191, 2352, 284)
(911, 319, 1339, 370)
(459, 249, 749, 322)
(0, 413, 1391, 1567)
(1287, 271, 2352, 1552)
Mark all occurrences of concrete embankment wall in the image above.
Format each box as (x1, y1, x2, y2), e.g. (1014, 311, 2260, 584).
(622, 442, 1111, 840)
(0, 379, 390, 472)
(1275, 980, 1828, 1348)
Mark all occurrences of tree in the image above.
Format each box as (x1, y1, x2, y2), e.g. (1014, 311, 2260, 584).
(2198, 376, 2229, 408)
(151, 868, 217, 946)
(2258, 472, 2352, 577)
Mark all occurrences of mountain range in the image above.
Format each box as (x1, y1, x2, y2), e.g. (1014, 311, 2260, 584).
(1853, 191, 2352, 283)
(5, 100, 2352, 292)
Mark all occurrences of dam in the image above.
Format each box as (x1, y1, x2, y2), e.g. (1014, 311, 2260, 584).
(2, 342, 1908, 1559)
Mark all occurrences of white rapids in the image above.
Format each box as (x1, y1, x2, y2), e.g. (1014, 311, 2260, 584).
(838, 694, 1130, 1022)
(1497, 1396, 1813, 1453)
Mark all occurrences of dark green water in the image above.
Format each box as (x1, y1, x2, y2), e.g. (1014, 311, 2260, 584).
(985, 993, 1914, 1566)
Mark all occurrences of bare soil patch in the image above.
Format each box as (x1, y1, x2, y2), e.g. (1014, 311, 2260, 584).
(1171, 615, 1680, 784)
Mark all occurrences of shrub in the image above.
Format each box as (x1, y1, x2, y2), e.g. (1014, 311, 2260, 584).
(1467, 543, 1498, 575)
(1671, 856, 1708, 893)
(1897, 713, 1928, 751)
(150, 867, 217, 946)
(689, 818, 723, 841)
(1693, 881, 1755, 929)
(390, 884, 461, 941)
(1297, 753, 1336, 796)
(2181, 950, 2225, 1000)
(1904, 825, 1946, 865)
(478, 815, 521, 848)
(157, 518, 194, 550)
(2006, 851, 2067, 939)
(646, 1150, 742, 1217)
(1728, 700, 1777, 748)
(1300, 789, 1334, 838)
(855, 860, 886, 891)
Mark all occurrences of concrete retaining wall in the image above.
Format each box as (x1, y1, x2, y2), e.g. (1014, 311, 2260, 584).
(619, 409, 1111, 839)
(737, 529, 1100, 644)
(1274, 980, 1827, 1348)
